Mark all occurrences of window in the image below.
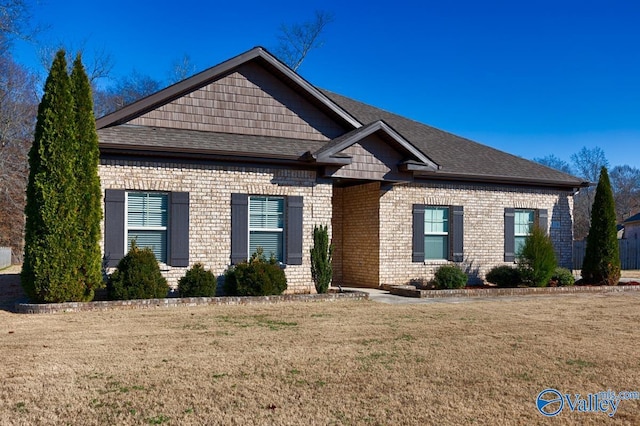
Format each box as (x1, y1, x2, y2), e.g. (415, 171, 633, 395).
(412, 205, 463, 263)
(514, 209, 534, 256)
(424, 207, 449, 260)
(126, 192, 168, 263)
(504, 208, 546, 262)
(104, 190, 189, 267)
(249, 196, 284, 262)
(231, 194, 303, 265)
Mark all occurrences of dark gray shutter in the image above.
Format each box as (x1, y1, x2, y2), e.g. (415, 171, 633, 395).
(450, 206, 464, 262)
(104, 189, 125, 267)
(231, 193, 249, 264)
(286, 196, 303, 265)
(412, 205, 425, 262)
(504, 208, 515, 262)
(169, 192, 189, 267)
(537, 209, 548, 234)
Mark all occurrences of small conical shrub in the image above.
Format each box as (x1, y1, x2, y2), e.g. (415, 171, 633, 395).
(581, 167, 621, 285)
(107, 242, 169, 300)
(518, 225, 557, 287)
(310, 224, 332, 294)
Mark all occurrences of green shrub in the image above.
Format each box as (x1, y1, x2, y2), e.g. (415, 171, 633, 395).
(581, 167, 621, 285)
(223, 248, 287, 296)
(107, 243, 169, 300)
(432, 264, 468, 289)
(552, 267, 575, 286)
(518, 226, 558, 287)
(485, 265, 522, 287)
(178, 263, 217, 297)
(310, 224, 333, 294)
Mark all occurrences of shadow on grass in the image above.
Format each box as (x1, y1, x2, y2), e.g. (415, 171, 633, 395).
(0, 271, 26, 312)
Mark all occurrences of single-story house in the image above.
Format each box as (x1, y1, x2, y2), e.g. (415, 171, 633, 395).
(96, 47, 588, 292)
(623, 212, 640, 240)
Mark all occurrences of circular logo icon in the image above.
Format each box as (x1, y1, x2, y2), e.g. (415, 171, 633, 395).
(537, 388, 564, 417)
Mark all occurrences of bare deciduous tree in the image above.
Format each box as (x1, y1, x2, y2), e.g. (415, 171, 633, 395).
(275, 10, 334, 71)
(610, 165, 640, 221)
(533, 154, 574, 175)
(0, 55, 38, 262)
(168, 54, 197, 84)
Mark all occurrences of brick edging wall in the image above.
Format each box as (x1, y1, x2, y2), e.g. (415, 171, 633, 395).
(389, 285, 640, 298)
(14, 290, 369, 314)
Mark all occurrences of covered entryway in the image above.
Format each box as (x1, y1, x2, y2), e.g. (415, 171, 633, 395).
(305, 121, 439, 288)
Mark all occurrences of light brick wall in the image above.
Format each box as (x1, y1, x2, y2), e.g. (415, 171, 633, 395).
(378, 182, 574, 286)
(99, 160, 332, 293)
(332, 182, 380, 287)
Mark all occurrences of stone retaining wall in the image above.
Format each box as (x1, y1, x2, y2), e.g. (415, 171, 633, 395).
(388, 284, 640, 298)
(15, 290, 368, 314)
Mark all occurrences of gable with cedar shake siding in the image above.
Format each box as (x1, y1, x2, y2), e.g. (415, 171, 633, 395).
(96, 47, 588, 291)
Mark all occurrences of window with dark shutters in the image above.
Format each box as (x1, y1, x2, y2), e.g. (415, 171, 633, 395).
(104, 189, 189, 267)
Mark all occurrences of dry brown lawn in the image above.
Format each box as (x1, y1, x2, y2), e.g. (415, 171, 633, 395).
(1, 293, 639, 425)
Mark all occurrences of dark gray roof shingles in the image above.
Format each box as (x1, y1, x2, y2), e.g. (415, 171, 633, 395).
(98, 126, 326, 160)
(321, 90, 585, 186)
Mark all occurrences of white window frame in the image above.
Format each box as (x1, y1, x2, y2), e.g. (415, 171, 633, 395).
(424, 206, 449, 261)
(248, 195, 285, 262)
(125, 191, 169, 263)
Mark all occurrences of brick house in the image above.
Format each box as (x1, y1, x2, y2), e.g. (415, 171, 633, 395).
(96, 47, 587, 292)
(623, 212, 640, 240)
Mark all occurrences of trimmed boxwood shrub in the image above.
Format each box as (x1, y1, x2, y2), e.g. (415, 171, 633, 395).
(224, 248, 287, 296)
(485, 265, 522, 288)
(178, 263, 217, 297)
(551, 267, 575, 286)
(432, 264, 467, 289)
(107, 243, 169, 300)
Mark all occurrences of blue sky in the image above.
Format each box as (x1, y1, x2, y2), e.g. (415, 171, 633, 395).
(13, 0, 640, 168)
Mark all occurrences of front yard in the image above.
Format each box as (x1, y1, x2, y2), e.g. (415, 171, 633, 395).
(1, 293, 639, 425)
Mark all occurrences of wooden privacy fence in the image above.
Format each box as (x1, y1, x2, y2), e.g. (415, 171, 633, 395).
(0, 247, 10, 269)
(573, 239, 640, 270)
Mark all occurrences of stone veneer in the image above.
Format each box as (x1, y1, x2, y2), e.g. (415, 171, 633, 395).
(99, 159, 332, 293)
(377, 182, 574, 286)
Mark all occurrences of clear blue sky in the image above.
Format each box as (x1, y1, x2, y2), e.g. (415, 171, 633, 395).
(12, 0, 640, 169)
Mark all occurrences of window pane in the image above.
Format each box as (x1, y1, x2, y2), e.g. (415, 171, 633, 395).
(515, 236, 527, 256)
(514, 210, 534, 236)
(128, 230, 167, 263)
(425, 235, 448, 260)
(249, 196, 284, 229)
(249, 231, 283, 262)
(128, 192, 167, 227)
(424, 207, 448, 234)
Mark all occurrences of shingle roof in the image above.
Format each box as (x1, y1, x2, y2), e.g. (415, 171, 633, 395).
(321, 90, 586, 187)
(624, 212, 640, 223)
(97, 46, 587, 189)
(98, 125, 326, 160)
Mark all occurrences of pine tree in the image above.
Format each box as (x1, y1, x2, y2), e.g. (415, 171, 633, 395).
(581, 166, 621, 285)
(71, 54, 103, 299)
(21, 50, 84, 302)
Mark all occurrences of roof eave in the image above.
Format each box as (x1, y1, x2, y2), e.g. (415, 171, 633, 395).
(414, 170, 588, 190)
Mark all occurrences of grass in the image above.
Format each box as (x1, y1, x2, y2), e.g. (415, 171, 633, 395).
(1, 294, 640, 424)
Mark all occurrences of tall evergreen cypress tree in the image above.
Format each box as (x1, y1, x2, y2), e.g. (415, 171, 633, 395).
(71, 54, 103, 299)
(22, 50, 84, 302)
(581, 166, 621, 285)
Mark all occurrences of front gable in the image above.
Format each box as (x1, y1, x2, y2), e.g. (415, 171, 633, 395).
(128, 62, 346, 141)
(311, 120, 439, 182)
